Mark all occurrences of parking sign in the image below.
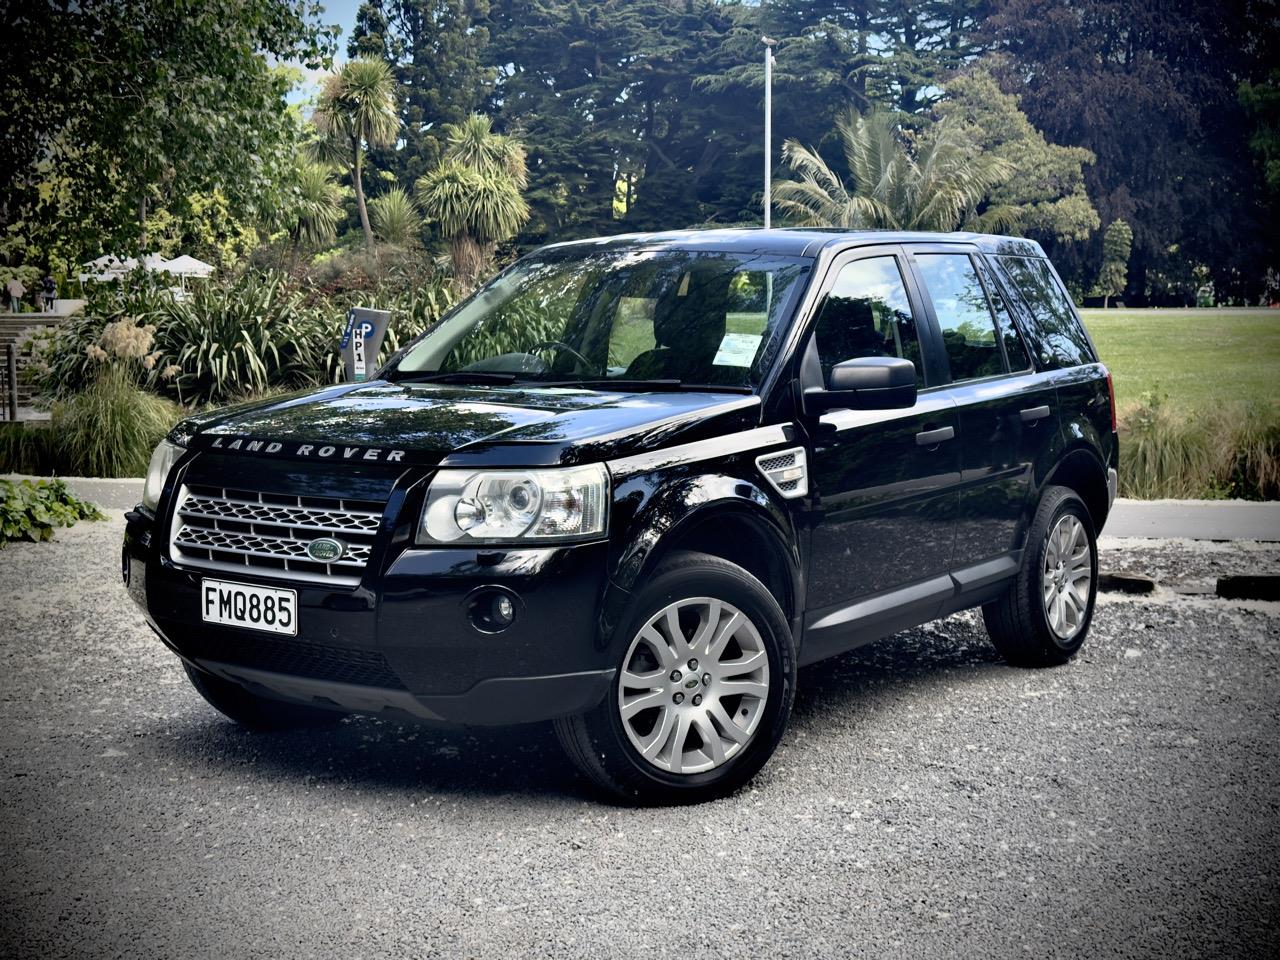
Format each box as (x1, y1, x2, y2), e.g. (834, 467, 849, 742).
(339, 308, 392, 382)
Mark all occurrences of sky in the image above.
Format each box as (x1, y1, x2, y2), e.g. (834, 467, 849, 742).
(287, 0, 362, 104)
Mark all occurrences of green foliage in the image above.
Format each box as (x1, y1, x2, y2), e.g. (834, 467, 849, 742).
(1093, 220, 1133, 305)
(369, 187, 424, 246)
(1118, 392, 1280, 501)
(313, 57, 401, 250)
(144, 191, 260, 270)
(22, 267, 457, 411)
(0, 424, 57, 476)
(291, 162, 348, 250)
(775, 110, 1013, 231)
(147, 273, 329, 406)
(934, 68, 1099, 243)
(0, 479, 105, 548)
(2, 1, 336, 266)
(416, 115, 530, 289)
(348, 1, 495, 185)
(51, 367, 182, 479)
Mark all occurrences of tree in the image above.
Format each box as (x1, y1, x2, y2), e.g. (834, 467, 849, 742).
(347, 1, 494, 185)
(290, 162, 346, 255)
(1093, 219, 1133, 308)
(415, 115, 529, 289)
(369, 187, 423, 246)
(774, 109, 1012, 231)
(0, 1, 335, 265)
(982, 0, 1280, 303)
(313, 58, 401, 251)
(934, 66, 1099, 247)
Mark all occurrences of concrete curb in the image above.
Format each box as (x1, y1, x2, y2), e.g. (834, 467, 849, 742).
(5, 475, 1279, 540)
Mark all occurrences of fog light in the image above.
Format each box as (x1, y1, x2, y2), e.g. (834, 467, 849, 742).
(491, 594, 515, 626)
(466, 588, 521, 633)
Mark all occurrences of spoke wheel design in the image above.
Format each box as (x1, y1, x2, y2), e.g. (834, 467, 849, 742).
(617, 597, 770, 776)
(1041, 513, 1092, 641)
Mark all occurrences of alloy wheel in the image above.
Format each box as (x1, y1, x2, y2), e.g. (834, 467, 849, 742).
(616, 597, 770, 775)
(1041, 513, 1092, 641)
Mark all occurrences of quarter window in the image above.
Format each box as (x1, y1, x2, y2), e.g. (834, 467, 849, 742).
(992, 255, 1094, 368)
(915, 253, 1005, 382)
(812, 256, 923, 385)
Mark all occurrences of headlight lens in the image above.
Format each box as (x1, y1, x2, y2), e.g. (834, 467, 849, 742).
(419, 464, 609, 544)
(142, 440, 183, 512)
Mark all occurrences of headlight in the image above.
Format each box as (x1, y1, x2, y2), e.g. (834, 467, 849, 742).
(419, 464, 609, 544)
(142, 439, 183, 512)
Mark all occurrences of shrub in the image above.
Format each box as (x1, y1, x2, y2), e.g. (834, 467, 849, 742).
(25, 267, 458, 410)
(147, 271, 328, 406)
(51, 367, 181, 477)
(1118, 392, 1280, 500)
(0, 423, 56, 475)
(1, 478, 105, 547)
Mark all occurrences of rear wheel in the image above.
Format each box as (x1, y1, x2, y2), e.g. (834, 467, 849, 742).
(554, 551, 796, 805)
(983, 485, 1098, 667)
(183, 663, 343, 730)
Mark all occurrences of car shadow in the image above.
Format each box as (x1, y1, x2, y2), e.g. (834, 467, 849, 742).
(147, 612, 1011, 802)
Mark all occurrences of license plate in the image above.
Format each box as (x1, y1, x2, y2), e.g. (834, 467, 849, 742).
(200, 579, 297, 636)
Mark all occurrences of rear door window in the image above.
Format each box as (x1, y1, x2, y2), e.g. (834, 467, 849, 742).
(913, 253, 1007, 382)
(990, 255, 1095, 368)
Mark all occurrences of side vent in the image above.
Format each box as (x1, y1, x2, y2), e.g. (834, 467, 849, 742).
(756, 447, 809, 499)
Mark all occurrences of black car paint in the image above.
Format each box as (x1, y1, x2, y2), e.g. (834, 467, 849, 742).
(124, 229, 1117, 726)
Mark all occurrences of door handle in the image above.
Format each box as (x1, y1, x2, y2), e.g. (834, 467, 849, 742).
(915, 426, 955, 447)
(1020, 405, 1051, 423)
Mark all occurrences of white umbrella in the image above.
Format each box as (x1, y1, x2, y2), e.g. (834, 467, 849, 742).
(160, 254, 215, 278)
(78, 254, 137, 282)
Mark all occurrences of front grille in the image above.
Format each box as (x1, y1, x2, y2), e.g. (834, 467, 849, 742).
(185, 632, 405, 689)
(171, 484, 385, 586)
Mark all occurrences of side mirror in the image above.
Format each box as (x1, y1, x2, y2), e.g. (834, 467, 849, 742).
(803, 356, 917, 415)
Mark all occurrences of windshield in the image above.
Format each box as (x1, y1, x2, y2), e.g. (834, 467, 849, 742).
(388, 248, 812, 390)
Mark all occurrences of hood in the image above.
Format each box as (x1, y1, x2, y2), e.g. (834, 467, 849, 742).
(177, 380, 762, 467)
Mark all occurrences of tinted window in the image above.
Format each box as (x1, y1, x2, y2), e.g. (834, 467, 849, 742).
(975, 257, 1032, 371)
(915, 253, 1005, 382)
(392, 250, 811, 388)
(812, 256, 923, 386)
(992, 255, 1094, 368)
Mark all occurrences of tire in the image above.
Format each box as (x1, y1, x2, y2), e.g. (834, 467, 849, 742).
(983, 485, 1099, 667)
(183, 663, 343, 730)
(554, 551, 796, 805)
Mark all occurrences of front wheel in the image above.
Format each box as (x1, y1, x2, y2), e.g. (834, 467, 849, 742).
(554, 551, 796, 805)
(983, 485, 1098, 667)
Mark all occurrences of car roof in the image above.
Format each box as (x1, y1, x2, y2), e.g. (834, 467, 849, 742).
(537, 227, 1045, 259)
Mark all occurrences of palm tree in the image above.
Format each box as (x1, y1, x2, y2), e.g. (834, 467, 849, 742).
(291, 162, 345, 258)
(369, 187, 423, 247)
(774, 110, 1015, 232)
(415, 114, 530, 290)
(313, 58, 399, 251)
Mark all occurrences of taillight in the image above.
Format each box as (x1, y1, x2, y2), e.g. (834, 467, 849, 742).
(1103, 366, 1118, 432)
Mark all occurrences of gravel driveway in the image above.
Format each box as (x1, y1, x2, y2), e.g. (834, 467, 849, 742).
(1, 514, 1277, 959)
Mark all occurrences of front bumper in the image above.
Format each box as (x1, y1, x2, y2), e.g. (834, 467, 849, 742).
(124, 508, 622, 726)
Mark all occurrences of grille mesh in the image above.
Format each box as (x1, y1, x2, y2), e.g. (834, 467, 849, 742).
(171, 484, 384, 586)
(755, 447, 809, 499)
(186, 632, 405, 689)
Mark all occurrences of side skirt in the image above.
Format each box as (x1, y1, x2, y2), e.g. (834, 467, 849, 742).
(797, 552, 1020, 667)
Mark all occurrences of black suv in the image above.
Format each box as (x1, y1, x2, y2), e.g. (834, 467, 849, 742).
(124, 229, 1117, 804)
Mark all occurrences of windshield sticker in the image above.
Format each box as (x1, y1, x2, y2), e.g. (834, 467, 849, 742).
(713, 332, 762, 367)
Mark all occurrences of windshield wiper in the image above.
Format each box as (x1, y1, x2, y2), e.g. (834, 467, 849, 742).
(542, 379, 752, 394)
(390, 371, 518, 385)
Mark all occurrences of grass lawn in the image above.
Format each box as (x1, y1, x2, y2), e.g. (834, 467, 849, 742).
(1081, 307, 1280, 413)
